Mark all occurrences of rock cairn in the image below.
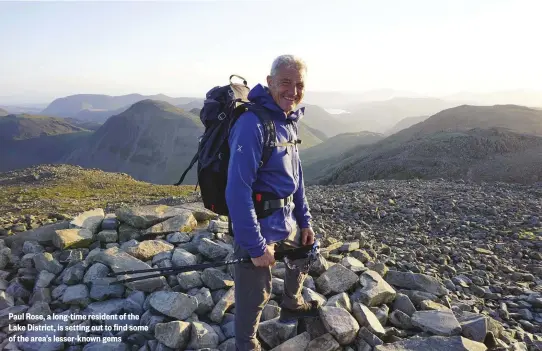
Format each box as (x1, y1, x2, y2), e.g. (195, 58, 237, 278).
(0, 178, 541, 350)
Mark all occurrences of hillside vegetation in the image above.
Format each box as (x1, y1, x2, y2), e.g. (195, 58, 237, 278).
(0, 164, 196, 219)
(0, 113, 88, 140)
(302, 131, 385, 182)
(306, 105, 542, 185)
(0, 114, 93, 172)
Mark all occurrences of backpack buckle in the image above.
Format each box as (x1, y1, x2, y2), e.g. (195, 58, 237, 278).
(218, 112, 226, 120)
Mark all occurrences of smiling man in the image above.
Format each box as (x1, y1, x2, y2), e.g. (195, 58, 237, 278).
(225, 55, 319, 351)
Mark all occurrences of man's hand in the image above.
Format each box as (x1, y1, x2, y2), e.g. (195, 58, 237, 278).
(301, 227, 315, 246)
(251, 244, 276, 267)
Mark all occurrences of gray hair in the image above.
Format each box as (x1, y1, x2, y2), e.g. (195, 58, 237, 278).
(270, 55, 307, 77)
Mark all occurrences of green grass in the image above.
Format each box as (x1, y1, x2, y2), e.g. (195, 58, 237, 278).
(0, 165, 195, 217)
(518, 230, 540, 241)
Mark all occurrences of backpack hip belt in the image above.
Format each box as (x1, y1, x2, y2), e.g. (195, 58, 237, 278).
(253, 192, 293, 218)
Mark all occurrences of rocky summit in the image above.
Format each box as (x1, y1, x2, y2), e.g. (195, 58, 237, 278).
(0, 178, 541, 350)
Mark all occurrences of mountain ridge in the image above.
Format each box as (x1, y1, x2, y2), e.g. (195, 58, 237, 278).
(305, 104, 542, 185)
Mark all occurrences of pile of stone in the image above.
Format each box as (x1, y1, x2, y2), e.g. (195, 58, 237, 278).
(0, 198, 540, 350)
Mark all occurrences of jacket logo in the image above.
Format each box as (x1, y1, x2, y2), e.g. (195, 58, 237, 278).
(237, 145, 243, 153)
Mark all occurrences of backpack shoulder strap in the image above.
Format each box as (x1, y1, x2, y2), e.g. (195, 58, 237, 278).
(244, 105, 276, 168)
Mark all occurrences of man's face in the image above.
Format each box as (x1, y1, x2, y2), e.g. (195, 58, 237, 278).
(267, 66, 305, 114)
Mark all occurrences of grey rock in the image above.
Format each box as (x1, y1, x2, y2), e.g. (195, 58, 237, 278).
(357, 270, 397, 307)
(143, 211, 198, 235)
(35, 271, 56, 288)
(187, 321, 220, 349)
(53, 227, 95, 249)
(124, 240, 174, 261)
(201, 268, 234, 290)
(62, 284, 90, 306)
(374, 335, 488, 350)
(218, 338, 236, 351)
(460, 315, 489, 343)
(210, 287, 235, 323)
(166, 232, 191, 244)
(33, 252, 63, 274)
(193, 287, 215, 315)
(69, 208, 105, 234)
(393, 293, 417, 316)
(357, 327, 384, 347)
(89, 277, 125, 300)
(62, 262, 86, 285)
(325, 292, 352, 312)
(385, 270, 447, 296)
(352, 302, 385, 336)
(3, 221, 69, 255)
(319, 306, 360, 345)
(177, 271, 204, 290)
(115, 204, 189, 229)
(411, 310, 462, 336)
(257, 318, 297, 349)
(198, 238, 232, 261)
(208, 220, 229, 233)
(149, 291, 198, 320)
(0, 290, 14, 310)
(269, 331, 311, 351)
(92, 247, 166, 292)
(176, 202, 217, 221)
(306, 333, 341, 351)
(340, 256, 366, 273)
(315, 263, 359, 295)
(96, 230, 118, 243)
(389, 310, 415, 330)
(172, 248, 198, 267)
(261, 304, 281, 322)
(22, 241, 45, 254)
(83, 262, 110, 284)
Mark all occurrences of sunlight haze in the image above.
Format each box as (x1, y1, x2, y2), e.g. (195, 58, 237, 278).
(0, 0, 540, 104)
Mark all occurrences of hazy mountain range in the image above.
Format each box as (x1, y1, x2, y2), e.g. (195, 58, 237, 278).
(0, 98, 326, 185)
(2, 88, 542, 186)
(306, 104, 542, 185)
(0, 113, 93, 172)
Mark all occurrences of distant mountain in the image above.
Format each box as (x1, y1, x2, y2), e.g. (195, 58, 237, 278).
(302, 131, 384, 165)
(395, 104, 542, 140)
(63, 99, 204, 185)
(189, 108, 201, 116)
(297, 121, 325, 150)
(309, 104, 542, 185)
(302, 131, 385, 182)
(386, 116, 429, 135)
(0, 114, 88, 140)
(177, 101, 204, 111)
(298, 103, 352, 138)
(41, 93, 203, 118)
(0, 114, 92, 172)
(0, 105, 46, 115)
(342, 97, 466, 133)
(64, 118, 103, 131)
(0, 108, 8, 117)
(303, 89, 422, 109)
(444, 90, 542, 107)
(70, 106, 129, 124)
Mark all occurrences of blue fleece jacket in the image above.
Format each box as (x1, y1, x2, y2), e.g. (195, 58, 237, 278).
(225, 83, 312, 258)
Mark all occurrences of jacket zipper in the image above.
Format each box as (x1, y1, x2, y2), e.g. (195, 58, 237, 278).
(288, 122, 297, 181)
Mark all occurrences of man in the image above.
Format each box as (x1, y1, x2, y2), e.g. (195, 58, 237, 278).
(225, 54, 319, 351)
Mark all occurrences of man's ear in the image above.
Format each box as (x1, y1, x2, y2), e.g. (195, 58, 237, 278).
(266, 75, 272, 87)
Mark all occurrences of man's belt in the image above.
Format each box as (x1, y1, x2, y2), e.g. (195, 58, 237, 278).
(253, 192, 293, 218)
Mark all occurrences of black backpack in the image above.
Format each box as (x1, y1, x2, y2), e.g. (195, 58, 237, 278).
(174, 75, 278, 216)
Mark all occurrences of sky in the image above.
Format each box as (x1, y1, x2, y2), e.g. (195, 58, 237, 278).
(0, 0, 541, 104)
